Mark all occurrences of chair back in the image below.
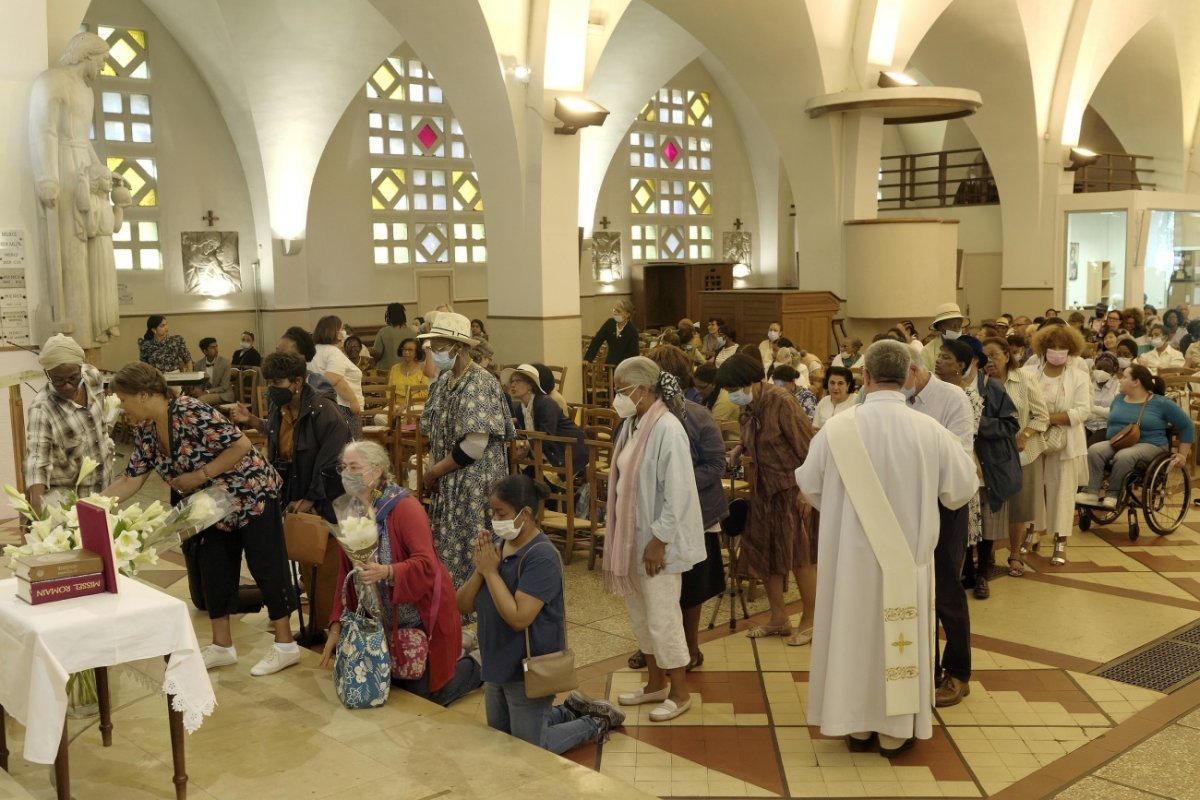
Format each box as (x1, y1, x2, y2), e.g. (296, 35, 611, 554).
(585, 437, 611, 570)
(508, 431, 586, 564)
(544, 365, 568, 393)
(582, 361, 614, 405)
(236, 368, 260, 412)
(581, 406, 619, 440)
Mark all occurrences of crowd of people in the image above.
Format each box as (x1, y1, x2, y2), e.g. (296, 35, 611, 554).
(17, 295, 1196, 762)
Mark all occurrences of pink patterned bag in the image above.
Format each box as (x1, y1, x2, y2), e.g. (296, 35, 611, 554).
(389, 569, 441, 681)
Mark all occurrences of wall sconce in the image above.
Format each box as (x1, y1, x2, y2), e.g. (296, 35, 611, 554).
(512, 64, 531, 84)
(554, 97, 609, 135)
(723, 229, 752, 278)
(592, 230, 622, 284)
(877, 70, 919, 88)
(279, 238, 303, 256)
(1065, 147, 1100, 171)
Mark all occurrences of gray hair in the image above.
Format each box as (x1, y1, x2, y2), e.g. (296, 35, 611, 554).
(59, 32, 109, 67)
(342, 440, 394, 483)
(863, 340, 911, 385)
(614, 356, 661, 392)
(614, 298, 635, 316)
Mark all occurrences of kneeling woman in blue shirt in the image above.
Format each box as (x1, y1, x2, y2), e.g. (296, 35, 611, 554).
(457, 475, 624, 752)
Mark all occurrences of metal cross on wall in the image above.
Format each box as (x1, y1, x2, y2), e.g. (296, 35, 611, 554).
(202, 210, 220, 227)
(733, 217, 744, 230)
(598, 216, 611, 230)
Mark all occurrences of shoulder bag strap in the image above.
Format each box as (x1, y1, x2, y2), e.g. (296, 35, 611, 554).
(517, 540, 568, 660)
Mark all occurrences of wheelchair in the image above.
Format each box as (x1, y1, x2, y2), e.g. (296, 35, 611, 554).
(1077, 447, 1192, 541)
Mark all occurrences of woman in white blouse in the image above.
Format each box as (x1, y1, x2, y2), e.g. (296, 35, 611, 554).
(1022, 324, 1091, 566)
(1085, 352, 1120, 447)
(812, 366, 857, 428)
(311, 315, 364, 436)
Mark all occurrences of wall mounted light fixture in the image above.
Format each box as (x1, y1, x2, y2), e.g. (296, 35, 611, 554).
(554, 97, 609, 135)
(1065, 147, 1100, 171)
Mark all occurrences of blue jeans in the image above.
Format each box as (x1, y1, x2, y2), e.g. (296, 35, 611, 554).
(484, 680, 598, 754)
(394, 655, 481, 707)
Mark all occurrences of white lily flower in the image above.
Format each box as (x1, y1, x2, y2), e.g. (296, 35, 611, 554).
(75, 457, 99, 489)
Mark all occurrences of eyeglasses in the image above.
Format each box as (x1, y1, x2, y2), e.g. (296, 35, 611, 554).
(47, 372, 82, 387)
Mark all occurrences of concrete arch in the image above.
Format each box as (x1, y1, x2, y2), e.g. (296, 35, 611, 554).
(1086, 17, 1185, 190)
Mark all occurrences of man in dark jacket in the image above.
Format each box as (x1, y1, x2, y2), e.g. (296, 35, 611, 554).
(231, 351, 350, 642)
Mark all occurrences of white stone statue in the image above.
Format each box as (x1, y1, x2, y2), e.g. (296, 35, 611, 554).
(29, 32, 121, 348)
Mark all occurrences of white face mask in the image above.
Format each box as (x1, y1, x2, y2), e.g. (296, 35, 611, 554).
(1117, 357, 1131, 369)
(339, 328, 348, 343)
(491, 511, 525, 541)
(767, 330, 780, 342)
(240, 340, 252, 350)
(613, 391, 638, 418)
(1092, 369, 1111, 384)
(941, 329, 962, 341)
(1151, 337, 1165, 349)
(727, 388, 753, 406)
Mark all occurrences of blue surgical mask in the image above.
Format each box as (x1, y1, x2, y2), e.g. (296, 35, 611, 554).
(727, 388, 753, 406)
(901, 384, 917, 400)
(431, 348, 456, 372)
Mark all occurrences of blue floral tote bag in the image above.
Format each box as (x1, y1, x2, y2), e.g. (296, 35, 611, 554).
(333, 572, 391, 709)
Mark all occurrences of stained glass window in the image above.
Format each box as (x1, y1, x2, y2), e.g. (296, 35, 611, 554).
(366, 46, 484, 267)
(93, 25, 160, 271)
(628, 84, 714, 261)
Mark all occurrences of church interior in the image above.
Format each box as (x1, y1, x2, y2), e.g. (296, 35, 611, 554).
(3, 1, 1200, 798)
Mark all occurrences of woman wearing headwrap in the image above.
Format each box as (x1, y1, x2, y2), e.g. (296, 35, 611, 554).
(608, 357, 705, 722)
(715, 354, 817, 647)
(25, 333, 114, 513)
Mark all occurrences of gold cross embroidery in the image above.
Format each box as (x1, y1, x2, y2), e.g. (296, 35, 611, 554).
(891, 634, 913, 655)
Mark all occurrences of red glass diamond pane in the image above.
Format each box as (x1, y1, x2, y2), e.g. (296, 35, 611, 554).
(417, 123, 438, 150)
(662, 140, 679, 164)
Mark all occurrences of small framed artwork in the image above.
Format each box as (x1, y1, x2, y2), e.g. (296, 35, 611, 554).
(1068, 242, 1079, 281)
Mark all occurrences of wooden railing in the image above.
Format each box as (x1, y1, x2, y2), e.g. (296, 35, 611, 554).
(1073, 153, 1156, 193)
(877, 147, 997, 210)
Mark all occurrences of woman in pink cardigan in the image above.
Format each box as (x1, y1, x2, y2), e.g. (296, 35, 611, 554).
(320, 441, 480, 704)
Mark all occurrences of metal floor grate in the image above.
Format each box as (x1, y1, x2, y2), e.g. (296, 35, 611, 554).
(1093, 622, 1200, 693)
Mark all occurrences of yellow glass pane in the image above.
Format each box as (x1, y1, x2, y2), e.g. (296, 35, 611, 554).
(122, 170, 146, 196)
(458, 181, 477, 205)
(110, 38, 137, 68)
(127, 29, 146, 48)
(377, 177, 399, 203)
(101, 63, 116, 77)
(372, 64, 395, 93)
(634, 184, 652, 208)
(372, 197, 385, 210)
(106, 157, 123, 172)
(140, 188, 156, 207)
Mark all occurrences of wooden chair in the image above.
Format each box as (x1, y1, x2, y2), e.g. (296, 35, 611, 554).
(508, 431, 590, 564)
(581, 406, 619, 440)
(544, 365, 568, 394)
(585, 438, 611, 570)
(360, 383, 397, 461)
(395, 407, 430, 501)
(236, 368, 260, 415)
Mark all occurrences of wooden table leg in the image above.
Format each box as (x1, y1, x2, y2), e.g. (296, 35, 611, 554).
(0, 704, 8, 771)
(54, 718, 69, 800)
(95, 667, 113, 746)
(166, 693, 187, 800)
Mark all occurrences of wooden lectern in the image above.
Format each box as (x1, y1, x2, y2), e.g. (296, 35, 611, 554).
(699, 289, 843, 361)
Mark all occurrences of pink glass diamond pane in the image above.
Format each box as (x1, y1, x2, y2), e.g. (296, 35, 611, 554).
(417, 123, 439, 150)
(662, 140, 679, 164)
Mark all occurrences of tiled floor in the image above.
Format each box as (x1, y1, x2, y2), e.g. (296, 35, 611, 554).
(2, 472, 1200, 799)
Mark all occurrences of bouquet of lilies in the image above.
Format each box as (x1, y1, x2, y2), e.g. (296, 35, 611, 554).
(331, 494, 383, 615)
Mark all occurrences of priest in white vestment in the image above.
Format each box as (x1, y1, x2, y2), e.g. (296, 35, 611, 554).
(796, 340, 977, 754)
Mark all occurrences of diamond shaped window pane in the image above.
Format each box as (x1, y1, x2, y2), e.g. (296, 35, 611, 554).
(130, 62, 149, 79)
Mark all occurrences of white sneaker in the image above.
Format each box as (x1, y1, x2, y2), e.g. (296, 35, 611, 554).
(1075, 491, 1100, 507)
(202, 645, 237, 670)
(1101, 496, 1118, 509)
(250, 646, 301, 676)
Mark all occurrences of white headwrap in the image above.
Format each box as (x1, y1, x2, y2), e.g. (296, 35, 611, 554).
(38, 334, 86, 370)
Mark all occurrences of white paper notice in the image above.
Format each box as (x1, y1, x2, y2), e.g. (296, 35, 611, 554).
(0, 229, 30, 345)
(0, 229, 24, 266)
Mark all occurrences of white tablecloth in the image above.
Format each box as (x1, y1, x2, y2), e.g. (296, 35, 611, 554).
(0, 575, 215, 763)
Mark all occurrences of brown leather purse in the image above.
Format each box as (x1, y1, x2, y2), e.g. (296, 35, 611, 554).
(1109, 399, 1149, 451)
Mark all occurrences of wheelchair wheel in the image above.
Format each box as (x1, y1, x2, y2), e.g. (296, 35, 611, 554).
(1142, 454, 1191, 535)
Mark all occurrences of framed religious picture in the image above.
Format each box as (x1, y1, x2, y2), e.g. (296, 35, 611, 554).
(181, 231, 242, 296)
(1068, 242, 1079, 281)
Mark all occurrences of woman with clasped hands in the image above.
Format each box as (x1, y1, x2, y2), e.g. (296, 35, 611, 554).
(607, 357, 705, 722)
(320, 441, 480, 705)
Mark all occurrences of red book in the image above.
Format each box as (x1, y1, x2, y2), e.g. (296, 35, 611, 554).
(77, 501, 118, 594)
(15, 572, 106, 604)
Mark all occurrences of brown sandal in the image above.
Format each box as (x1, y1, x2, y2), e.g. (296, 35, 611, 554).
(1007, 557, 1025, 577)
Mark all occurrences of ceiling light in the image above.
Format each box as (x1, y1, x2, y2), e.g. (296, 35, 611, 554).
(1065, 147, 1100, 171)
(877, 71, 919, 88)
(553, 97, 609, 135)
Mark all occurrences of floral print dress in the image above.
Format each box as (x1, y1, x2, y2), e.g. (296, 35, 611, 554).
(420, 364, 514, 586)
(138, 334, 192, 373)
(126, 396, 281, 531)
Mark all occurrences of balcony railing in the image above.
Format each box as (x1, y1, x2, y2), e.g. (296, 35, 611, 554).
(1073, 153, 1155, 193)
(877, 147, 997, 210)
(877, 148, 1158, 211)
